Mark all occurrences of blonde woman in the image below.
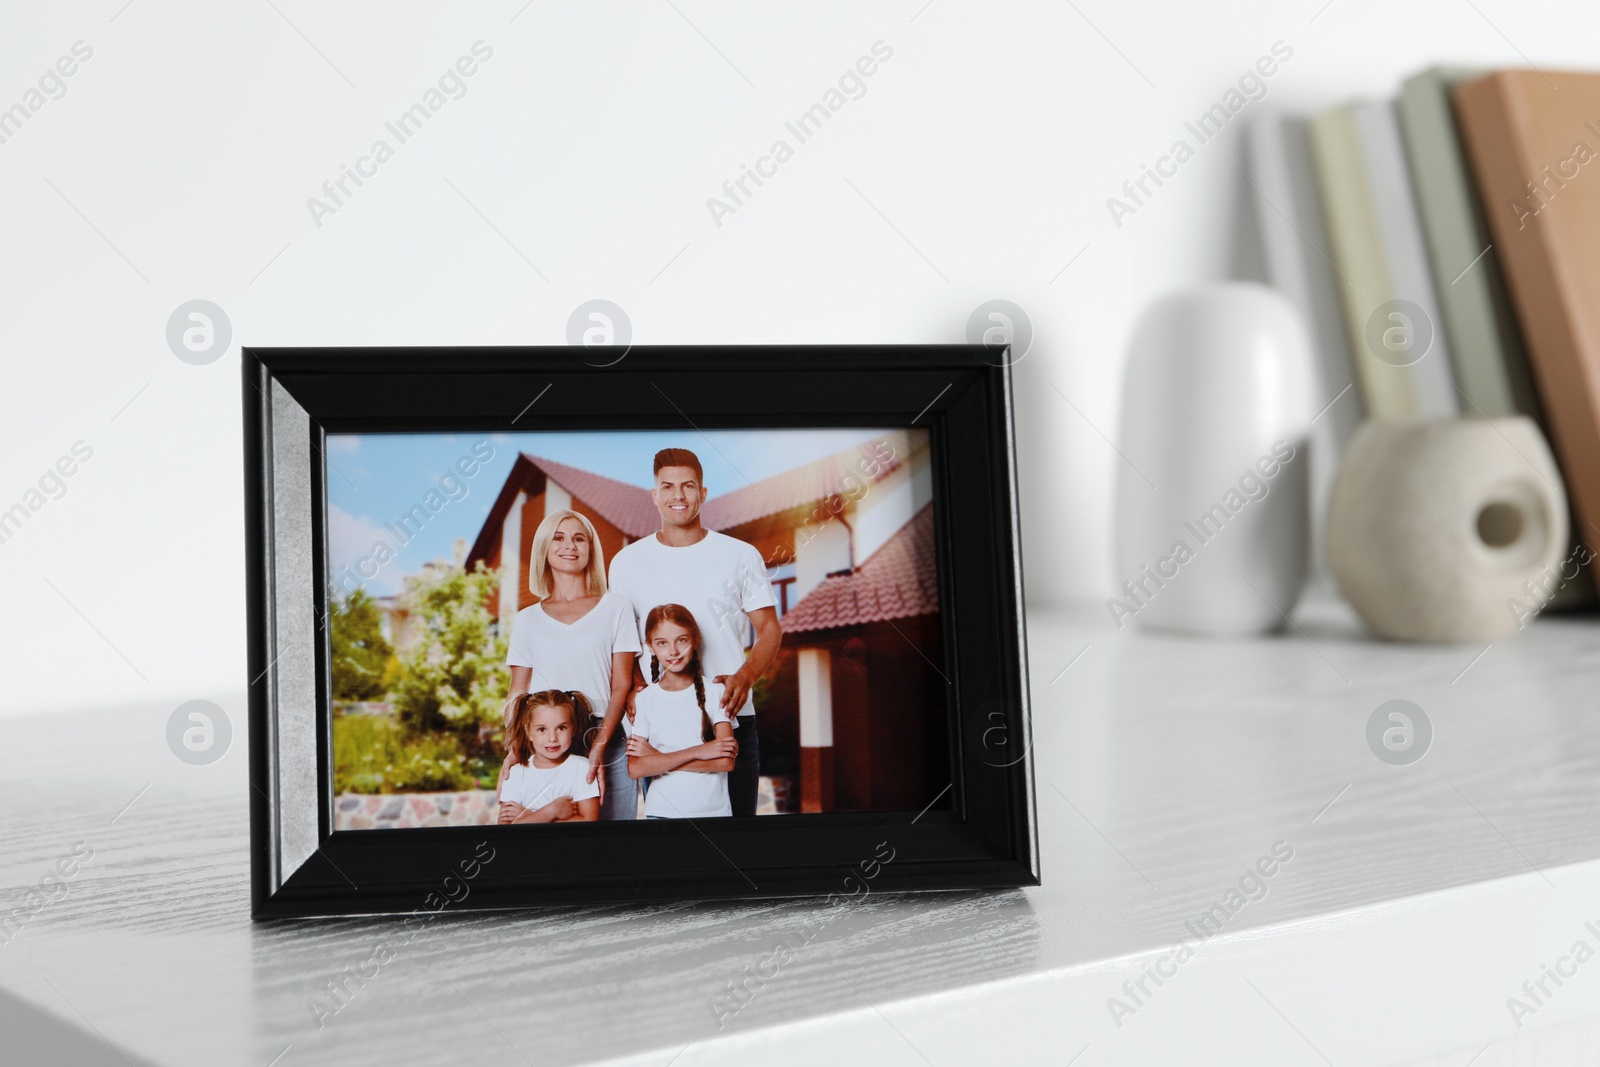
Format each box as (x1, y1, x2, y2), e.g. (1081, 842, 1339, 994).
(502, 509, 640, 820)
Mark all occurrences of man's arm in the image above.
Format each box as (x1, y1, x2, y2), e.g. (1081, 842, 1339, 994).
(716, 606, 781, 715)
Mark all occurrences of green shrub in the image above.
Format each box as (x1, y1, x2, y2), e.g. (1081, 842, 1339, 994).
(384, 733, 477, 792)
(329, 589, 393, 701)
(388, 559, 508, 759)
(333, 713, 483, 794)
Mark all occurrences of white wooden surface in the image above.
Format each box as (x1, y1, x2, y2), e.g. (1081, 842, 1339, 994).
(3, 594, 1598, 1066)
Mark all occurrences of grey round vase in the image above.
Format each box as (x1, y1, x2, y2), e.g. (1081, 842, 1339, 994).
(1327, 417, 1568, 642)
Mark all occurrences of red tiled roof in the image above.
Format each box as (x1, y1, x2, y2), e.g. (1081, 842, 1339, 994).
(700, 430, 914, 531)
(527, 430, 918, 540)
(521, 454, 660, 538)
(781, 502, 938, 635)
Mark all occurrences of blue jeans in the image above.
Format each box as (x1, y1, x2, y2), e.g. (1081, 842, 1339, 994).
(595, 722, 637, 821)
(730, 716, 760, 818)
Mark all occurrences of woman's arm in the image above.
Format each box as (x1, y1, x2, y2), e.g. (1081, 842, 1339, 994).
(626, 659, 648, 724)
(586, 652, 636, 784)
(500, 665, 532, 784)
(504, 665, 533, 731)
(497, 766, 523, 823)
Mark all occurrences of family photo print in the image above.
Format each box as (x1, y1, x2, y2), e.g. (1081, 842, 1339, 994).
(245, 345, 1037, 916)
(326, 427, 946, 829)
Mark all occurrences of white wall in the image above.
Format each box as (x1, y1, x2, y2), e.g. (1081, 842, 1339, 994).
(497, 490, 525, 632)
(853, 438, 933, 563)
(793, 515, 852, 604)
(0, 0, 1593, 718)
(544, 480, 572, 526)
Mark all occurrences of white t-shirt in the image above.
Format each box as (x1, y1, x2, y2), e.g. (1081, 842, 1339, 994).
(500, 755, 601, 813)
(632, 680, 733, 819)
(608, 530, 776, 717)
(505, 592, 639, 726)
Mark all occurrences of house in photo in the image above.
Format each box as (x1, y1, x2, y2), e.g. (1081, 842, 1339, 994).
(464, 430, 945, 815)
(465, 454, 660, 631)
(777, 499, 942, 814)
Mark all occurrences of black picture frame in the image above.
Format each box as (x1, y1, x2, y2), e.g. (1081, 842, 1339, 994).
(244, 345, 1037, 919)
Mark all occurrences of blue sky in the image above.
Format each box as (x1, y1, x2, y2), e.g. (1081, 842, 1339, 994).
(325, 427, 898, 597)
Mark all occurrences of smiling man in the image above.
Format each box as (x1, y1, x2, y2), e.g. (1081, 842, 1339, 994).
(608, 448, 781, 818)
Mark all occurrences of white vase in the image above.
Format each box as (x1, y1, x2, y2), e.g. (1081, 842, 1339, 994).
(1327, 417, 1569, 642)
(1111, 283, 1316, 635)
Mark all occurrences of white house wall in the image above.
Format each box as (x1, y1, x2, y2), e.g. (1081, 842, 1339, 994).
(853, 444, 933, 564)
(797, 647, 834, 749)
(793, 517, 851, 605)
(498, 490, 526, 633)
(545, 479, 571, 521)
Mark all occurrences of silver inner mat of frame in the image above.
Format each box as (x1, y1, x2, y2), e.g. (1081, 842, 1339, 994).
(268, 377, 321, 885)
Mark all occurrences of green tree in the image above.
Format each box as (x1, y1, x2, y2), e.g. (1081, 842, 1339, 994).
(389, 555, 508, 758)
(332, 713, 475, 794)
(329, 589, 393, 701)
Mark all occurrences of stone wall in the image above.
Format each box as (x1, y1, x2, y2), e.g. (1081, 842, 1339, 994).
(334, 790, 497, 830)
(335, 776, 795, 829)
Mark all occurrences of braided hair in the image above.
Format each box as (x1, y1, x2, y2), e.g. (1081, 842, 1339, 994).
(644, 603, 715, 743)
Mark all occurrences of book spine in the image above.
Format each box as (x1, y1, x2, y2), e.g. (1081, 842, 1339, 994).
(1399, 69, 1519, 416)
(1455, 72, 1600, 557)
(1354, 100, 1460, 418)
(1308, 107, 1419, 419)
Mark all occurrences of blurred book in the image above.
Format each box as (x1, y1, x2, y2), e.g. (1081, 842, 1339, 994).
(1309, 102, 1460, 419)
(1403, 67, 1592, 608)
(1455, 70, 1600, 560)
(1399, 67, 1542, 418)
(1248, 113, 1363, 574)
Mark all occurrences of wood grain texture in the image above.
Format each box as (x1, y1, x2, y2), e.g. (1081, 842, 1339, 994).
(3, 597, 1599, 1065)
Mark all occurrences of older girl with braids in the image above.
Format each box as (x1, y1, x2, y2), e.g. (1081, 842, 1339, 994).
(625, 604, 738, 819)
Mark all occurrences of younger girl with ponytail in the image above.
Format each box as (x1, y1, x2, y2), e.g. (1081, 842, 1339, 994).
(498, 689, 601, 824)
(626, 604, 738, 819)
